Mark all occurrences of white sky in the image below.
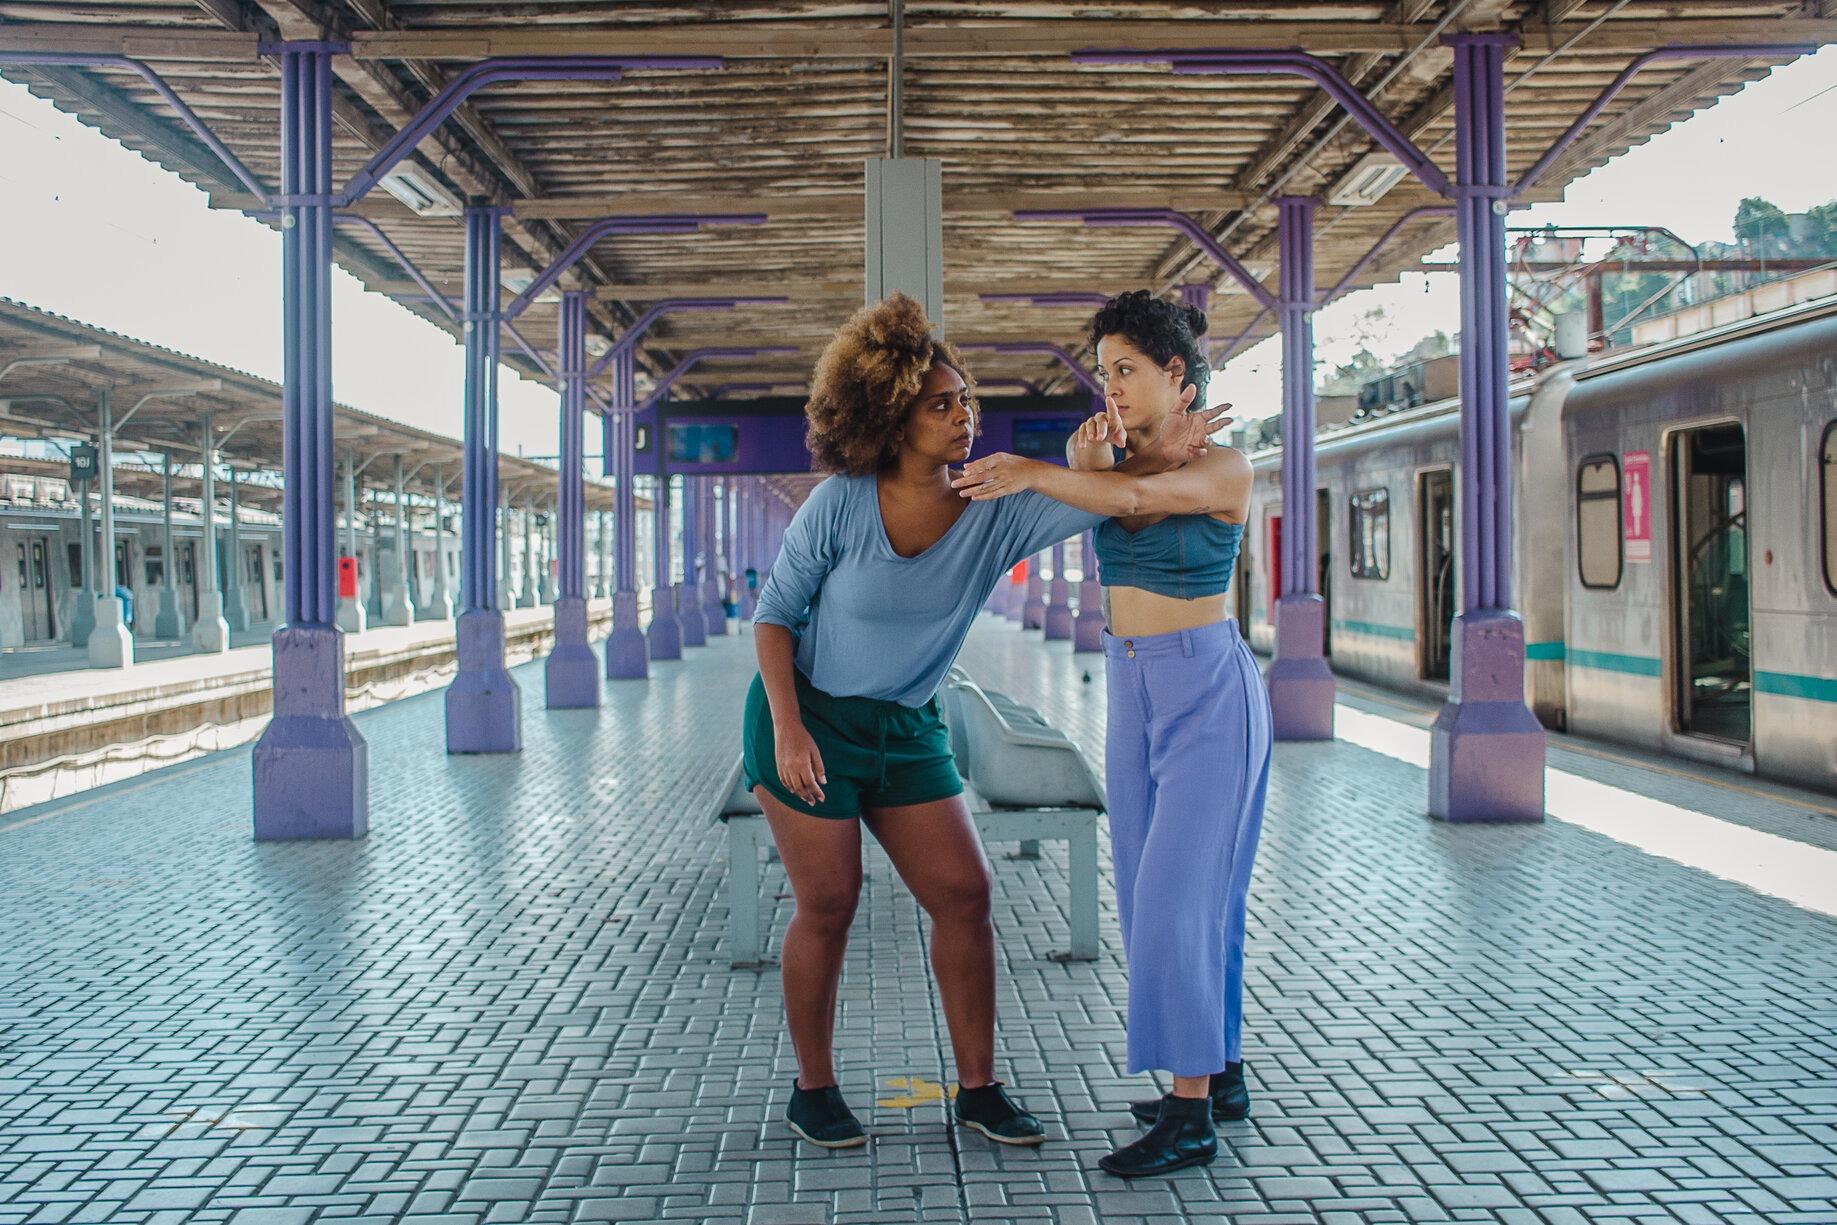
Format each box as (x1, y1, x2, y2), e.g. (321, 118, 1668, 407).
(2, 45, 1835, 446)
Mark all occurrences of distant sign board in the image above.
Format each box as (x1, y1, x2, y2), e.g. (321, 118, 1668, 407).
(68, 443, 98, 485)
(1623, 450, 1651, 563)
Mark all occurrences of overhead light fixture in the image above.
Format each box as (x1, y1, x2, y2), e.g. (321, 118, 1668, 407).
(584, 335, 612, 357)
(502, 272, 562, 305)
(1327, 151, 1409, 208)
(379, 164, 463, 218)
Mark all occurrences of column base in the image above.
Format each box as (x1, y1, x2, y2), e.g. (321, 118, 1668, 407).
(1073, 582, 1105, 652)
(87, 597, 134, 669)
(606, 591, 650, 679)
(677, 583, 706, 646)
(1021, 594, 1046, 630)
(540, 578, 558, 604)
(545, 596, 600, 709)
(444, 608, 522, 753)
(193, 592, 230, 654)
(1267, 594, 1334, 741)
(417, 594, 454, 621)
(70, 594, 96, 649)
(1043, 603, 1074, 640)
(1430, 609, 1546, 822)
(380, 590, 416, 627)
(702, 582, 727, 637)
(225, 586, 250, 633)
(252, 624, 368, 840)
(518, 589, 541, 609)
(153, 588, 184, 640)
(649, 592, 683, 660)
(335, 596, 367, 634)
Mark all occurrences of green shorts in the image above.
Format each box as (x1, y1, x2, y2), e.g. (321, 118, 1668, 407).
(742, 670, 964, 820)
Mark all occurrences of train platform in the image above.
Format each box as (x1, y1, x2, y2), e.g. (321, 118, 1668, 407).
(3, 618, 1834, 1225)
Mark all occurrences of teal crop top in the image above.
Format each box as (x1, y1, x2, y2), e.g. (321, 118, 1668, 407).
(1092, 514, 1245, 599)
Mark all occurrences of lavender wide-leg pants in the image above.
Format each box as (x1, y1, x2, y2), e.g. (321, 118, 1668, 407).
(1103, 619, 1273, 1077)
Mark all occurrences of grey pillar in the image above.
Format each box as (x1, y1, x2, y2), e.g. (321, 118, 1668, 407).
(539, 506, 558, 603)
(192, 414, 229, 653)
(519, 506, 539, 607)
(88, 389, 134, 668)
(424, 478, 454, 620)
(497, 488, 515, 612)
(153, 450, 183, 639)
(594, 509, 611, 599)
(224, 469, 249, 633)
(70, 465, 95, 649)
(381, 454, 415, 626)
(336, 455, 366, 633)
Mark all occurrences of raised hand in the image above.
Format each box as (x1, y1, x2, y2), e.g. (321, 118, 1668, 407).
(1150, 399, 1235, 466)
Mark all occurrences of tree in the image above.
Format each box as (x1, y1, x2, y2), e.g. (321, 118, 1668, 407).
(1733, 197, 1791, 255)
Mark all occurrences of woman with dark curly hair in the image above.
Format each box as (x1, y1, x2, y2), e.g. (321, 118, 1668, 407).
(745, 293, 1222, 1151)
(953, 289, 1271, 1179)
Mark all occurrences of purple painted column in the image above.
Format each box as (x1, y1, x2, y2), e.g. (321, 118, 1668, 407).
(1043, 541, 1073, 640)
(1022, 553, 1046, 629)
(605, 352, 648, 678)
(1073, 530, 1105, 651)
(1264, 196, 1335, 741)
(648, 473, 683, 659)
(1431, 34, 1546, 823)
(723, 476, 738, 616)
(677, 476, 706, 647)
(700, 476, 726, 635)
(445, 204, 521, 752)
(545, 290, 598, 708)
(738, 481, 759, 620)
(251, 44, 369, 839)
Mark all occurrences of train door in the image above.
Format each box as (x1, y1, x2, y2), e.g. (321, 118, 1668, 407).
(16, 536, 56, 642)
(245, 543, 270, 621)
(1318, 488, 1332, 658)
(1670, 423, 1751, 744)
(1419, 469, 1456, 680)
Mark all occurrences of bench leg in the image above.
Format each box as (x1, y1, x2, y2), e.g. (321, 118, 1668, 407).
(727, 817, 764, 967)
(1067, 817, 1099, 961)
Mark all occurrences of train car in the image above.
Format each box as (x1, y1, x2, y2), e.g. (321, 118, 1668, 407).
(1240, 295, 1837, 791)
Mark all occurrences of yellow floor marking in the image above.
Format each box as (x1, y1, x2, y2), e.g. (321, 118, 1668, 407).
(876, 1076, 958, 1109)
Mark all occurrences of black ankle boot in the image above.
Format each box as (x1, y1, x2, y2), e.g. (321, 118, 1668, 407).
(1127, 1061, 1252, 1125)
(1100, 1093, 1217, 1179)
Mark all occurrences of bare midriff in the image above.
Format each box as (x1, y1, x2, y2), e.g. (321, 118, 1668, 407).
(1102, 586, 1229, 638)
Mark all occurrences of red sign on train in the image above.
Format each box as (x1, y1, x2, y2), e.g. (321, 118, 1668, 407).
(1623, 450, 1651, 563)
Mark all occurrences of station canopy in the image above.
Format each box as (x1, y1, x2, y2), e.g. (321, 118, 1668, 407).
(0, 297, 615, 515)
(0, 3, 1827, 410)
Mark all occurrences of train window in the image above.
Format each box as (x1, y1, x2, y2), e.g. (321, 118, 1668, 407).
(1822, 422, 1837, 596)
(1348, 488, 1390, 580)
(1577, 455, 1622, 589)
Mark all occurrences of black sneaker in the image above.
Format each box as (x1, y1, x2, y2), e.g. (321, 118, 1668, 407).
(785, 1078, 868, 1148)
(1127, 1062, 1252, 1125)
(953, 1081, 1046, 1145)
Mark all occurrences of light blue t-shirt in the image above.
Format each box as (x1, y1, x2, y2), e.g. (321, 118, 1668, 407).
(753, 474, 1102, 707)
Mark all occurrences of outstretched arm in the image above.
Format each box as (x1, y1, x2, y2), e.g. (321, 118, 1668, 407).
(957, 447, 1253, 520)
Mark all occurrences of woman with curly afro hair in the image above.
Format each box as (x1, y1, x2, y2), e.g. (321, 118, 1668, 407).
(746, 293, 1224, 1151)
(953, 289, 1269, 1179)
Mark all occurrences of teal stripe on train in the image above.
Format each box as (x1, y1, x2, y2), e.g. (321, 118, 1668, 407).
(1567, 648, 1663, 678)
(1330, 618, 1416, 642)
(1755, 670, 1837, 703)
(1525, 641, 1566, 662)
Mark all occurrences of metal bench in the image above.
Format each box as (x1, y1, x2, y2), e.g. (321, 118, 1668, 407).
(713, 679, 1103, 967)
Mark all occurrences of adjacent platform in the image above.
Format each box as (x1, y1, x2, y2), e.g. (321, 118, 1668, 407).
(0, 619, 1833, 1224)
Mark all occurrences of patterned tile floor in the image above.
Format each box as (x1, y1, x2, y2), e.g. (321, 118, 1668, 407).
(1, 618, 1833, 1224)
